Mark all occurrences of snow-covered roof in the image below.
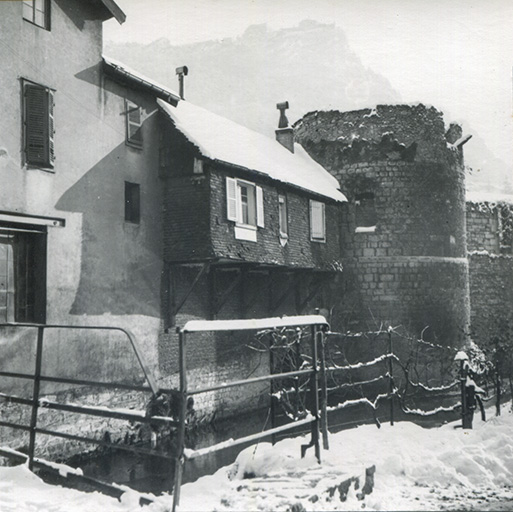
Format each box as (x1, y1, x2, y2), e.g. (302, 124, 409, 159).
(103, 56, 180, 104)
(158, 99, 346, 202)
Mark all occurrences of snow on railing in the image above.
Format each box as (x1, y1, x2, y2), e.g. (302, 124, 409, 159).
(406, 380, 459, 393)
(401, 404, 460, 416)
(326, 353, 399, 373)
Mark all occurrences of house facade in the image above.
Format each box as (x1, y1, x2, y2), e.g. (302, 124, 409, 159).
(0, 0, 346, 419)
(0, 0, 169, 389)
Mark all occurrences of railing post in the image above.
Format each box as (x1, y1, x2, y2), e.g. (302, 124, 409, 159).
(318, 328, 329, 450)
(172, 329, 187, 512)
(310, 325, 321, 462)
(269, 332, 276, 445)
(28, 325, 44, 470)
(388, 328, 394, 426)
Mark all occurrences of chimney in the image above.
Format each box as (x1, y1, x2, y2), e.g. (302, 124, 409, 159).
(175, 66, 188, 100)
(275, 101, 294, 153)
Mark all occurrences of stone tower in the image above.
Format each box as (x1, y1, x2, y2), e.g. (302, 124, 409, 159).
(295, 104, 470, 347)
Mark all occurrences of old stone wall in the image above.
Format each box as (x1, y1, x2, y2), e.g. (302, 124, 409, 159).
(295, 104, 470, 347)
(469, 254, 513, 347)
(466, 201, 513, 348)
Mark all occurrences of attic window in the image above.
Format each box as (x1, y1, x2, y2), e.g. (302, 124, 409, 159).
(23, 0, 50, 30)
(125, 99, 143, 148)
(226, 177, 264, 242)
(355, 192, 376, 232)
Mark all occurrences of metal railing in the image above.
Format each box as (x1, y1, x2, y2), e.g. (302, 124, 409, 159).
(170, 315, 329, 511)
(0, 323, 170, 485)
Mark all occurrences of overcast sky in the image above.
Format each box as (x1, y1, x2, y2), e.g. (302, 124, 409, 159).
(105, 0, 513, 170)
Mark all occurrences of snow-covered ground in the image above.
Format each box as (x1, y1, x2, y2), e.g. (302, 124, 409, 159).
(2, 407, 513, 511)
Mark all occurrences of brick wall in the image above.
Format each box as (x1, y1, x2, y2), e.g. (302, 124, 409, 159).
(162, 175, 212, 262)
(295, 104, 470, 347)
(469, 254, 513, 347)
(208, 167, 342, 270)
(466, 201, 513, 347)
(466, 203, 499, 253)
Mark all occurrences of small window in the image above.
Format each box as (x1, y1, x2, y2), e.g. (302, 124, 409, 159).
(279, 194, 288, 237)
(23, 80, 55, 168)
(355, 192, 376, 231)
(125, 182, 140, 224)
(23, 0, 50, 30)
(310, 200, 326, 242)
(226, 177, 264, 228)
(125, 100, 143, 147)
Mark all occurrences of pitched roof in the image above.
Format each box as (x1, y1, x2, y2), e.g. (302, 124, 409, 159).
(158, 99, 346, 202)
(91, 0, 125, 24)
(103, 56, 180, 104)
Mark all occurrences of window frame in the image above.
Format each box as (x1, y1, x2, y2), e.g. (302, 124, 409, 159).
(309, 200, 326, 243)
(22, 0, 51, 30)
(226, 177, 264, 228)
(278, 194, 288, 239)
(0, 225, 47, 324)
(22, 79, 55, 170)
(124, 181, 141, 224)
(125, 99, 143, 149)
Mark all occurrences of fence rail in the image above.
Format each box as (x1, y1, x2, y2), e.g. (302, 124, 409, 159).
(0, 318, 481, 512)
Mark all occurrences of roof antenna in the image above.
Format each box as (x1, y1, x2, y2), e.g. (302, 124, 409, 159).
(175, 66, 188, 100)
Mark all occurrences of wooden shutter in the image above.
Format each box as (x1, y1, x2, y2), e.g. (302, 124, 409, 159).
(24, 83, 51, 167)
(48, 89, 55, 165)
(310, 200, 325, 240)
(226, 177, 238, 221)
(256, 186, 264, 227)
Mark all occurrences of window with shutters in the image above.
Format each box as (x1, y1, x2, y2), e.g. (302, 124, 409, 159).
(23, 80, 55, 169)
(125, 182, 141, 224)
(23, 0, 50, 30)
(0, 227, 46, 323)
(125, 99, 143, 148)
(226, 177, 264, 242)
(309, 200, 326, 242)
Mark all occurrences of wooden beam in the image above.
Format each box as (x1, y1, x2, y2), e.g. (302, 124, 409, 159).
(171, 262, 210, 323)
(298, 275, 324, 314)
(270, 272, 296, 314)
(213, 269, 242, 317)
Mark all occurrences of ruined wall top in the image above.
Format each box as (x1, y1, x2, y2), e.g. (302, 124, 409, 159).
(294, 104, 463, 166)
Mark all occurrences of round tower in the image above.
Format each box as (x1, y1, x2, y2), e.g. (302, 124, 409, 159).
(295, 104, 470, 347)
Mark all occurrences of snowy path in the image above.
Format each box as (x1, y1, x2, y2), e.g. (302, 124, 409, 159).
(1, 407, 513, 511)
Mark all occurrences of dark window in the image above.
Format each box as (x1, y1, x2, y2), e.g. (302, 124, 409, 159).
(23, 81, 55, 168)
(355, 192, 376, 229)
(0, 227, 46, 323)
(125, 182, 141, 223)
(125, 100, 143, 147)
(23, 0, 50, 30)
